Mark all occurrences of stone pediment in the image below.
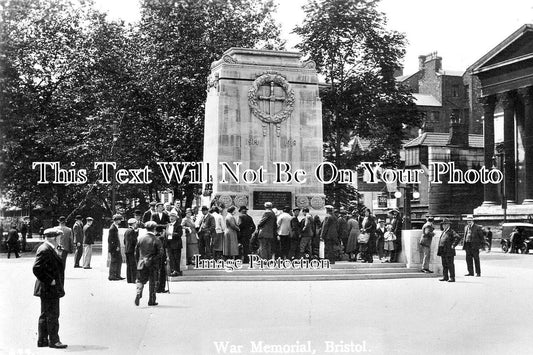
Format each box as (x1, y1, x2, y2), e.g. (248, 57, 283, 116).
(470, 24, 533, 74)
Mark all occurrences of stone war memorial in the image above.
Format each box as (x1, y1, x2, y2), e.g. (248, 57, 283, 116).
(202, 48, 326, 219)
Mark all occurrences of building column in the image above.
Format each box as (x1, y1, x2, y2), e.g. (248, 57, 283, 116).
(500, 91, 516, 205)
(479, 95, 498, 206)
(518, 86, 533, 204)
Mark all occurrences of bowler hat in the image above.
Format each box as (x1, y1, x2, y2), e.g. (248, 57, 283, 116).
(465, 215, 474, 221)
(325, 205, 334, 210)
(239, 206, 248, 212)
(149, 202, 156, 206)
(86, 217, 94, 221)
(75, 215, 83, 220)
(201, 206, 209, 211)
(440, 217, 451, 225)
(127, 218, 137, 225)
(264, 202, 273, 208)
(134, 210, 142, 215)
(58, 216, 66, 222)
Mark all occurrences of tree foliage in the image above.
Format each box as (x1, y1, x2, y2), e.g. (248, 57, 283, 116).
(294, 0, 420, 207)
(0, 0, 283, 219)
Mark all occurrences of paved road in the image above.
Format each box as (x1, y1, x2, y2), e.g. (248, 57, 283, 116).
(1, 251, 532, 355)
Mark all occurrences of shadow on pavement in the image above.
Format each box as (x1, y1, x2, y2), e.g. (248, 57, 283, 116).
(65, 345, 109, 352)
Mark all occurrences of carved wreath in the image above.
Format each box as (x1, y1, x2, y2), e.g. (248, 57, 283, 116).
(248, 72, 295, 124)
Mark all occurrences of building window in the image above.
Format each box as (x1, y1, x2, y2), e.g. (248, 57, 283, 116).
(452, 85, 459, 98)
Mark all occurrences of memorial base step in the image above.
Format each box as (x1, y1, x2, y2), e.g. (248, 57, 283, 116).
(170, 262, 438, 281)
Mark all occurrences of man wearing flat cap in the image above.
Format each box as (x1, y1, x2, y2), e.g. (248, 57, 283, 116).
(463, 215, 484, 277)
(72, 215, 84, 268)
(257, 202, 277, 259)
(124, 218, 138, 283)
(82, 217, 96, 269)
(135, 221, 162, 306)
(108, 214, 125, 281)
(437, 218, 462, 282)
(33, 228, 68, 348)
(57, 216, 73, 266)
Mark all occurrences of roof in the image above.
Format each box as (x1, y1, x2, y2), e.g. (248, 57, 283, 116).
(403, 132, 484, 148)
(438, 70, 464, 76)
(412, 94, 441, 107)
(468, 24, 533, 74)
(395, 71, 420, 82)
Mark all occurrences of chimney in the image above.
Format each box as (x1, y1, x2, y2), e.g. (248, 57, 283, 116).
(425, 52, 442, 72)
(418, 55, 426, 71)
(448, 112, 469, 147)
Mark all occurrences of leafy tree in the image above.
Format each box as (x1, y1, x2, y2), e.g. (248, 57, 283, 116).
(0, 0, 284, 220)
(294, 0, 420, 207)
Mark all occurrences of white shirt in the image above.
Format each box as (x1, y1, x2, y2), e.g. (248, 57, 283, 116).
(213, 212, 225, 233)
(167, 222, 175, 239)
(277, 212, 292, 235)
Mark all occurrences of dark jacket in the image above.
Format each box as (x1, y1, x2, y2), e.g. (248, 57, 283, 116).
(124, 228, 138, 254)
(199, 213, 216, 236)
(438, 228, 462, 257)
(151, 212, 170, 227)
(6, 229, 19, 245)
(337, 217, 349, 240)
(58, 225, 74, 253)
(290, 216, 301, 239)
(72, 221, 84, 244)
(257, 210, 276, 239)
(135, 231, 162, 270)
(142, 209, 154, 223)
(237, 214, 256, 241)
(165, 221, 183, 250)
(33, 242, 65, 299)
(83, 223, 97, 245)
(321, 213, 338, 241)
(463, 223, 485, 250)
(108, 223, 121, 255)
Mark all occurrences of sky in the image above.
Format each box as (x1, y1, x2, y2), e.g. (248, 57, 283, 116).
(93, 0, 533, 75)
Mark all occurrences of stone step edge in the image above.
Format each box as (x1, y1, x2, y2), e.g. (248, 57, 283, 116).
(169, 273, 438, 282)
(179, 268, 423, 276)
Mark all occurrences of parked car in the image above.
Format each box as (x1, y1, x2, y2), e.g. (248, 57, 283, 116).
(500, 223, 533, 253)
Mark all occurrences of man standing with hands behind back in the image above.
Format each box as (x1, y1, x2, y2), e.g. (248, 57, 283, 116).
(33, 228, 67, 349)
(72, 215, 84, 268)
(463, 215, 484, 277)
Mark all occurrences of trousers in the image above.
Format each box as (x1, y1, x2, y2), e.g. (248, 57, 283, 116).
(441, 254, 455, 280)
(38, 297, 60, 344)
(109, 252, 122, 279)
(136, 267, 157, 304)
(464, 242, 481, 275)
(82, 244, 92, 267)
(125, 253, 137, 283)
(420, 245, 431, 270)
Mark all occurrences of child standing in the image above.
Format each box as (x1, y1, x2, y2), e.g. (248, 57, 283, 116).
(383, 224, 397, 262)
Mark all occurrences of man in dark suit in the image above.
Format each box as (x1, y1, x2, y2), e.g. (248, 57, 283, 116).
(463, 215, 485, 277)
(142, 202, 157, 223)
(237, 206, 255, 263)
(437, 218, 462, 283)
(124, 218, 138, 283)
(72, 215, 84, 268)
(198, 205, 215, 259)
(321, 205, 339, 264)
(135, 221, 162, 306)
(151, 202, 170, 232)
(33, 228, 68, 348)
(6, 224, 20, 258)
(108, 214, 124, 281)
(257, 202, 276, 259)
(165, 211, 183, 277)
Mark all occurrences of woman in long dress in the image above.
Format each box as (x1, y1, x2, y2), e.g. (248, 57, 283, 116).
(345, 211, 360, 261)
(223, 206, 240, 259)
(181, 208, 199, 265)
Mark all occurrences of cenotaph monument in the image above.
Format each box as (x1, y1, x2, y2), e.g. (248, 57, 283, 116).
(202, 48, 325, 219)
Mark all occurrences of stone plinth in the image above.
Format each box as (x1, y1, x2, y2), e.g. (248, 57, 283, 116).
(400, 230, 443, 275)
(203, 48, 325, 221)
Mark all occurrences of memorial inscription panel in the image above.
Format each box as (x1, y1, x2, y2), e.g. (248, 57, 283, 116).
(253, 191, 292, 210)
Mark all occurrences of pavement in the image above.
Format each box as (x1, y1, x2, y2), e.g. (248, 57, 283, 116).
(1, 250, 533, 355)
